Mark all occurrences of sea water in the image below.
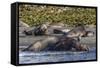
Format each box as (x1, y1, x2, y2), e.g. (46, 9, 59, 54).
(19, 47, 96, 64)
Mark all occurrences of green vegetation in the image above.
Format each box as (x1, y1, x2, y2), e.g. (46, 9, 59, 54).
(19, 4, 96, 27)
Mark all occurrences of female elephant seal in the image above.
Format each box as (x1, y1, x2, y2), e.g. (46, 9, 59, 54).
(22, 37, 58, 52)
(34, 24, 48, 36)
(64, 24, 94, 39)
(23, 24, 48, 36)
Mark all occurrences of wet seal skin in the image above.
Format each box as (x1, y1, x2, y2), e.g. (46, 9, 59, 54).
(22, 36, 89, 52)
(53, 37, 89, 51)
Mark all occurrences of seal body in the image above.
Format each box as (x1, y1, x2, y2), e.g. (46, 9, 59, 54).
(22, 37, 58, 52)
(22, 36, 89, 52)
(23, 24, 48, 36)
(34, 24, 48, 36)
(53, 37, 89, 51)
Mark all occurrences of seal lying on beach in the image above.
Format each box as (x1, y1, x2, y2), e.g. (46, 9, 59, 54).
(67, 24, 94, 37)
(82, 31, 94, 37)
(22, 36, 89, 52)
(53, 24, 94, 39)
(65, 24, 86, 36)
(58, 24, 94, 41)
(53, 29, 70, 34)
(23, 24, 48, 36)
(34, 24, 48, 36)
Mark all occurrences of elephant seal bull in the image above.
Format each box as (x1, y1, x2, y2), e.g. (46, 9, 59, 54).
(22, 36, 89, 52)
(52, 37, 89, 51)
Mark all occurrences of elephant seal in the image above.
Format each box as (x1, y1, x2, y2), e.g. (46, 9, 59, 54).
(22, 36, 89, 52)
(34, 24, 48, 36)
(66, 24, 86, 37)
(22, 37, 58, 52)
(23, 29, 34, 35)
(63, 24, 94, 41)
(82, 31, 94, 37)
(53, 37, 89, 51)
(53, 29, 70, 34)
(23, 24, 48, 36)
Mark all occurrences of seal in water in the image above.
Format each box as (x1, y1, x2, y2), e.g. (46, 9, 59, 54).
(53, 37, 89, 51)
(22, 36, 89, 52)
(22, 37, 58, 52)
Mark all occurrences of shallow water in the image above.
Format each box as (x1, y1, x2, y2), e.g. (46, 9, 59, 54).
(19, 47, 96, 64)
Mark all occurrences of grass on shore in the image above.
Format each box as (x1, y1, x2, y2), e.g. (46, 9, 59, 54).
(19, 4, 96, 27)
